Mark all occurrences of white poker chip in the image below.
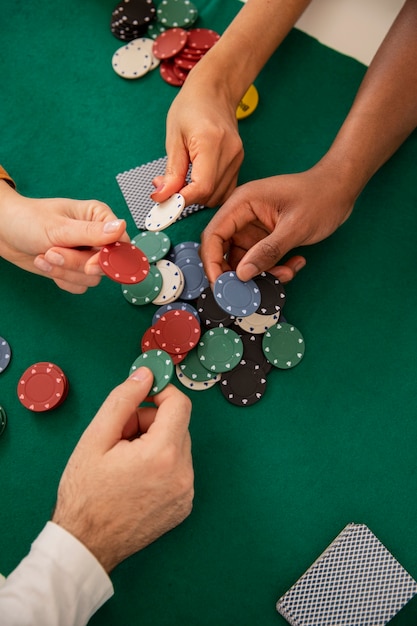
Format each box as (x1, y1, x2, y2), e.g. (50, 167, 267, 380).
(234, 311, 280, 334)
(152, 259, 185, 304)
(127, 37, 160, 70)
(145, 193, 185, 231)
(112, 39, 154, 79)
(175, 365, 220, 391)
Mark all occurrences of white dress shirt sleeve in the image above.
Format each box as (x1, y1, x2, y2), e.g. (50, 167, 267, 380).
(0, 521, 114, 626)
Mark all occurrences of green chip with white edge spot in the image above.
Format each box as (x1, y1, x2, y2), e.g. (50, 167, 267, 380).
(197, 327, 243, 374)
(121, 264, 163, 305)
(130, 349, 174, 395)
(0, 405, 7, 437)
(262, 322, 305, 369)
(131, 230, 171, 263)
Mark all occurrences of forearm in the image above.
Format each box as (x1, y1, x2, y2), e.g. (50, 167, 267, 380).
(320, 0, 417, 200)
(187, 0, 312, 105)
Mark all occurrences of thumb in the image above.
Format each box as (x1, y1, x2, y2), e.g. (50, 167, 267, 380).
(83, 367, 154, 452)
(150, 151, 190, 203)
(236, 231, 290, 282)
(55, 217, 127, 249)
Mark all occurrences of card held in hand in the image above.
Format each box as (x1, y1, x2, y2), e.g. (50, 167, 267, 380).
(276, 523, 417, 626)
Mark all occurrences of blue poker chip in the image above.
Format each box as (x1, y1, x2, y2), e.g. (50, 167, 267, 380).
(213, 271, 260, 317)
(175, 254, 209, 300)
(167, 241, 200, 262)
(0, 337, 12, 373)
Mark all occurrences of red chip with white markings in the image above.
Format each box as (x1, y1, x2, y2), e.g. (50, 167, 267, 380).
(17, 362, 68, 412)
(99, 241, 150, 284)
(153, 309, 201, 354)
(152, 28, 188, 59)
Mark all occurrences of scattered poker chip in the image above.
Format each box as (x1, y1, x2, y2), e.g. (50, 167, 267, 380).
(187, 28, 220, 50)
(147, 21, 167, 39)
(153, 309, 201, 354)
(175, 364, 220, 391)
(112, 39, 155, 78)
(152, 27, 188, 59)
(152, 301, 200, 325)
(236, 84, 259, 120)
(196, 286, 235, 328)
(214, 271, 260, 318)
(141, 325, 160, 352)
(167, 240, 200, 261)
(17, 362, 69, 412)
(234, 311, 280, 335)
(177, 348, 219, 381)
(175, 252, 208, 300)
(130, 349, 174, 394)
(121, 263, 163, 304)
(131, 230, 171, 262)
(111, 0, 157, 41)
(99, 241, 150, 284)
(0, 337, 12, 373)
(0, 405, 7, 437)
(262, 322, 305, 369)
(159, 59, 185, 86)
(145, 193, 186, 231)
(239, 331, 272, 374)
(220, 359, 267, 406)
(152, 259, 184, 304)
(254, 271, 286, 315)
(157, 0, 198, 28)
(198, 327, 243, 373)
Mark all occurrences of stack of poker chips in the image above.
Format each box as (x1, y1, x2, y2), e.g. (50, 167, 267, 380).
(99, 231, 306, 407)
(17, 362, 70, 413)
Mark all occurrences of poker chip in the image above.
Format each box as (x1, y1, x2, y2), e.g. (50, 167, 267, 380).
(112, 39, 155, 78)
(130, 349, 174, 394)
(234, 311, 280, 335)
(152, 301, 200, 325)
(141, 325, 160, 352)
(239, 331, 272, 374)
(167, 240, 200, 261)
(153, 309, 201, 354)
(0, 405, 7, 437)
(196, 286, 235, 328)
(147, 21, 167, 39)
(220, 359, 267, 406)
(175, 251, 208, 300)
(236, 84, 259, 120)
(254, 271, 286, 315)
(262, 322, 305, 369)
(0, 337, 12, 373)
(214, 271, 260, 318)
(17, 362, 69, 412)
(159, 59, 185, 86)
(176, 364, 219, 391)
(145, 193, 186, 231)
(152, 259, 184, 304)
(121, 263, 163, 304)
(157, 0, 198, 28)
(152, 27, 188, 59)
(99, 241, 150, 284)
(186, 28, 220, 50)
(177, 348, 219, 381)
(111, 0, 156, 41)
(131, 230, 171, 262)
(198, 327, 243, 373)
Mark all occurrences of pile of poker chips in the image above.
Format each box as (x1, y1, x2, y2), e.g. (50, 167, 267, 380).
(17, 362, 70, 413)
(0, 335, 12, 436)
(99, 230, 306, 407)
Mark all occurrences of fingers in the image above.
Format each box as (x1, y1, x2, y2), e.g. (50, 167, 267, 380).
(141, 383, 192, 450)
(267, 255, 307, 283)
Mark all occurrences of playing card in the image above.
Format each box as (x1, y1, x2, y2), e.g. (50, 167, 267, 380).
(116, 156, 207, 229)
(276, 523, 417, 626)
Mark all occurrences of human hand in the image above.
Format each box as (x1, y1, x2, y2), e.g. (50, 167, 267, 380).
(150, 63, 244, 208)
(200, 164, 355, 284)
(52, 368, 193, 573)
(0, 180, 129, 293)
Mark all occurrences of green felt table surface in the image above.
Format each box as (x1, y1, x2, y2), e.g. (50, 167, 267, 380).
(2, 1, 417, 624)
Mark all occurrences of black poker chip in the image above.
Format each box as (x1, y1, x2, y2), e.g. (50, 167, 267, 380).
(238, 330, 272, 374)
(111, 0, 156, 41)
(219, 359, 267, 406)
(254, 271, 286, 315)
(196, 286, 235, 329)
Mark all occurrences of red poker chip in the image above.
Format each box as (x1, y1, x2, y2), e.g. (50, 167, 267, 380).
(174, 54, 198, 70)
(172, 63, 189, 82)
(160, 59, 184, 86)
(99, 241, 150, 284)
(187, 28, 220, 50)
(17, 362, 68, 412)
(180, 47, 205, 60)
(152, 28, 188, 59)
(141, 326, 160, 353)
(153, 309, 201, 354)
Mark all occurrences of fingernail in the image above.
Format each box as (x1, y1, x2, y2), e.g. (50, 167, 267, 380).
(34, 257, 53, 273)
(130, 366, 152, 381)
(103, 219, 123, 234)
(44, 250, 64, 266)
(152, 184, 165, 194)
(237, 262, 259, 282)
(294, 259, 306, 273)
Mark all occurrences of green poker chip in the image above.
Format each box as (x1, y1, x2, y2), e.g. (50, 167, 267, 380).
(177, 347, 218, 381)
(262, 322, 305, 369)
(130, 349, 174, 395)
(121, 264, 163, 305)
(0, 405, 7, 437)
(131, 231, 171, 263)
(157, 0, 198, 28)
(197, 327, 243, 374)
